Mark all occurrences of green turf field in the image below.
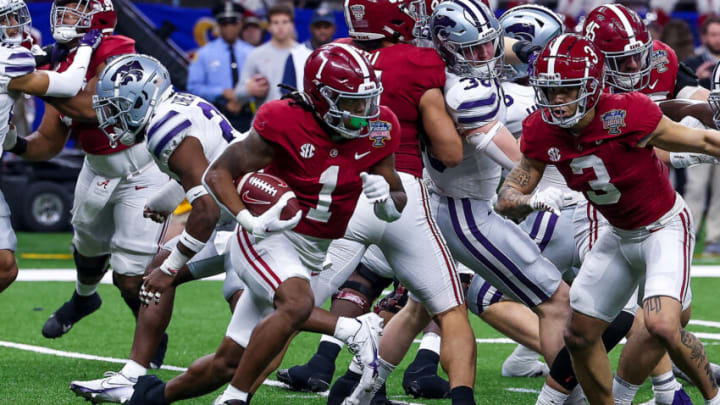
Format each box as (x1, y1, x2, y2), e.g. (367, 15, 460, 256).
(2, 232, 720, 404)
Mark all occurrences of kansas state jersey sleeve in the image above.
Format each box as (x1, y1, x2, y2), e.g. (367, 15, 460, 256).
(621, 92, 663, 147)
(0, 46, 36, 79)
(445, 74, 505, 132)
(145, 103, 194, 172)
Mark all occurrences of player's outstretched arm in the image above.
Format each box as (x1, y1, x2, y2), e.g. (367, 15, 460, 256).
(420, 88, 462, 167)
(645, 115, 720, 157)
(203, 128, 274, 218)
(5, 104, 69, 160)
(495, 155, 546, 219)
(8, 30, 102, 99)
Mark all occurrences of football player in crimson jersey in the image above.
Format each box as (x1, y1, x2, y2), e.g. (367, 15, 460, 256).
(127, 43, 406, 405)
(496, 33, 720, 405)
(3, 0, 170, 356)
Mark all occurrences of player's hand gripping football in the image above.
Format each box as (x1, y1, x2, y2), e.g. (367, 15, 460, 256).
(529, 186, 564, 216)
(236, 193, 302, 238)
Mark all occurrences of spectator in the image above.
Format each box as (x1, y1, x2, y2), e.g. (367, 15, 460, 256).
(684, 15, 720, 89)
(660, 18, 695, 62)
(282, 8, 336, 92)
(234, 3, 298, 110)
(240, 15, 264, 46)
(187, 1, 255, 131)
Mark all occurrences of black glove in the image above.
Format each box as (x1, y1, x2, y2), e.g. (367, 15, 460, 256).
(34, 43, 71, 67)
(512, 40, 542, 64)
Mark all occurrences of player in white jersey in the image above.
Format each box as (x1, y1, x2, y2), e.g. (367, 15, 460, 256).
(0, 0, 102, 294)
(67, 54, 247, 404)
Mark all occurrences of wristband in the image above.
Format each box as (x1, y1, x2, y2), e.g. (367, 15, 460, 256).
(179, 230, 206, 253)
(159, 247, 189, 276)
(9, 137, 27, 155)
(186, 184, 208, 204)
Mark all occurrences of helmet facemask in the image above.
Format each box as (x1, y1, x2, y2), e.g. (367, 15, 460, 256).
(319, 83, 383, 139)
(408, 0, 431, 40)
(51, 0, 93, 43)
(452, 31, 505, 78)
(0, 0, 31, 46)
(532, 76, 602, 129)
(603, 38, 653, 92)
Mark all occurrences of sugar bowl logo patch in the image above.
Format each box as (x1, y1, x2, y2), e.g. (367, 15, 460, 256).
(368, 121, 391, 148)
(601, 109, 626, 135)
(350, 4, 365, 20)
(652, 49, 669, 73)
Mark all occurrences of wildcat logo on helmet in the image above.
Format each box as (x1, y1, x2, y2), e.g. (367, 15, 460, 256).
(601, 109, 627, 135)
(110, 60, 144, 85)
(368, 121, 391, 148)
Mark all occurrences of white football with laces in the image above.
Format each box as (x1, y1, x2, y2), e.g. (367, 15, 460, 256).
(236, 172, 300, 220)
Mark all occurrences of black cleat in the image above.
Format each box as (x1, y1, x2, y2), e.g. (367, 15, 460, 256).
(371, 383, 402, 405)
(276, 362, 333, 392)
(402, 349, 449, 399)
(128, 375, 166, 405)
(149, 333, 169, 369)
(42, 291, 102, 339)
(219, 401, 247, 405)
(327, 369, 361, 405)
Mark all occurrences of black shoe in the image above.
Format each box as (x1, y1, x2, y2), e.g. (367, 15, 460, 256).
(327, 369, 361, 405)
(220, 401, 247, 405)
(276, 361, 334, 392)
(149, 333, 169, 369)
(371, 383, 402, 405)
(402, 350, 449, 399)
(128, 375, 166, 405)
(42, 291, 102, 339)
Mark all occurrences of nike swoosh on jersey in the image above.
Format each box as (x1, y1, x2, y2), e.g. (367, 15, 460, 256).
(648, 79, 659, 90)
(355, 151, 371, 160)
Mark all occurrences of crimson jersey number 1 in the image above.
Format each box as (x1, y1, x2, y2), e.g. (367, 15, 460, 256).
(307, 165, 339, 223)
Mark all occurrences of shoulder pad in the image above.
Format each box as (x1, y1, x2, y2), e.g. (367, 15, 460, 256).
(445, 77, 503, 130)
(146, 101, 193, 165)
(0, 45, 35, 78)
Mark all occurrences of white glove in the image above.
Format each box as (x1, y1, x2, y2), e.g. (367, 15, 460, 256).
(0, 75, 10, 94)
(669, 152, 720, 168)
(236, 193, 302, 238)
(143, 181, 186, 223)
(529, 187, 564, 216)
(3, 123, 17, 151)
(360, 172, 390, 203)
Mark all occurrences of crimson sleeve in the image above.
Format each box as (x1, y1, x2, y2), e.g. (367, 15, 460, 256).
(626, 93, 663, 147)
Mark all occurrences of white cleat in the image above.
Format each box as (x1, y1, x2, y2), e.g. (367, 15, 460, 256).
(346, 313, 383, 372)
(70, 371, 137, 404)
(502, 344, 549, 378)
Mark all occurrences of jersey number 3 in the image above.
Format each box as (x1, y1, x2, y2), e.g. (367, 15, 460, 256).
(570, 155, 621, 205)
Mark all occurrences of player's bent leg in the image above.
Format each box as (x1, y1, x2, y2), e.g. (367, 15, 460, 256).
(0, 249, 17, 293)
(532, 281, 571, 367)
(643, 296, 719, 400)
(42, 247, 107, 339)
(563, 311, 613, 405)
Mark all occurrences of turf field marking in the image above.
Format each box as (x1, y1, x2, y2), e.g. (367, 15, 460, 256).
(505, 388, 541, 394)
(689, 320, 720, 329)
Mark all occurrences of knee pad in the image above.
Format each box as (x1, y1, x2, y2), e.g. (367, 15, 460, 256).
(332, 280, 374, 313)
(73, 245, 110, 278)
(355, 263, 394, 299)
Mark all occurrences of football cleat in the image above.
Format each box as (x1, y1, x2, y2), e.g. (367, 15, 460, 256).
(346, 313, 383, 372)
(127, 375, 166, 405)
(276, 365, 332, 392)
(42, 291, 102, 338)
(212, 396, 247, 405)
(501, 344, 549, 377)
(638, 387, 692, 405)
(328, 369, 361, 405)
(70, 371, 136, 404)
(402, 349, 449, 399)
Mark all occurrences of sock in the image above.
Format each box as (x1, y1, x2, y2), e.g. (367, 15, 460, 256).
(535, 383, 569, 405)
(120, 360, 147, 379)
(449, 385, 475, 405)
(418, 332, 441, 354)
(707, 391, 720, 405)
(320, 334, 345, 349)
(76, 280, 99, 297)
(652, 370, 682, 404)
(565, 385, 586, 405)
(613, 375, 640, 405)
(377, 357, 396, 383)
(333, 317, 361, 343)
(316, 335, 343, 360)
(219, 384, 249, 403)
(247, 393, 253, 404)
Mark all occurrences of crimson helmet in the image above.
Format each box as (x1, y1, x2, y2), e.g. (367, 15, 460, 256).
(344, 0, 416, 42)
(530, 33, 604, 128)
(582, 4, 652, 92)
(710, 61, 720, 129)
(304, 43, 383, 139)
(51, 0, 117, 43)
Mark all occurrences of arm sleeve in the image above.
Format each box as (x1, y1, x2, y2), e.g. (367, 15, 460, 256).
(43, 46, 93, 97)
(628, 93, 664, 147)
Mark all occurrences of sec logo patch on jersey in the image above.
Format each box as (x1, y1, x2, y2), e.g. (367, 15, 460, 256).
(368, 120, 391, 148)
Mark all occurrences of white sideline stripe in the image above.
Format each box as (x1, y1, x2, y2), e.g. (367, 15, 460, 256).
(689, 319, 720, 328)
(0, 340, 429, 404)
(506, 388, 541, 394)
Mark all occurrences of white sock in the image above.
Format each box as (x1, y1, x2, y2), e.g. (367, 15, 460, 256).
(320, 334, 345, 349)
(652, 370, 682, 404)
(219, 384, 248, 403)
(613, 375, 640, 405)
(418, 332, 441, 355)
(120, 360, 147, 379)
(707, 390, 720, 405)
(377, 356, 396, 381)
(512, 344, 542, 361)
(564, 385, 586, 405)
(535, 383, 569, 405)
(333, 317, 361, 343)
(76, 280, 99, 296)
(348, 356, 363, 374)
